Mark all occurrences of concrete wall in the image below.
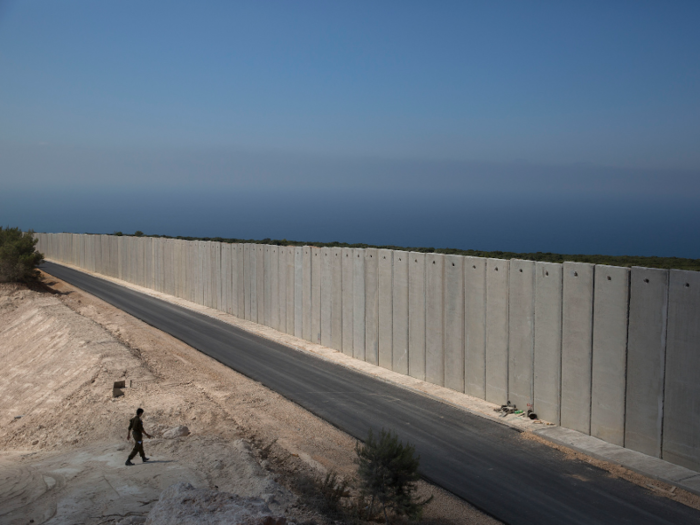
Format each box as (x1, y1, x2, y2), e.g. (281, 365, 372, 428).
(662, 270, 700, 471)
(591, 265, 629, 446)
(533, 262, 563, 425)
(34, 232, 700, 471)
(561, 262, 594, 434)
(508, 260, 535, 411)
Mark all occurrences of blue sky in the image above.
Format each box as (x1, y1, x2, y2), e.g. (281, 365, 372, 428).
(1, 1, 699, 256)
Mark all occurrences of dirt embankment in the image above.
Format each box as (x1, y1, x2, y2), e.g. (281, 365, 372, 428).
(0, 277, 496, 524)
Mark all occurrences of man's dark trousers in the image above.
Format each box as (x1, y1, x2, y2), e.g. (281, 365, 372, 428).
(128, 439, 146, 461)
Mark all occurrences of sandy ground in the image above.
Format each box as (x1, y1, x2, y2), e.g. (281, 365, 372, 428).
(0, 276, 499, 524)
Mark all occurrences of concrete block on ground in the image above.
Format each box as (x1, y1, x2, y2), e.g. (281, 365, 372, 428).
(662, 269, 700, 471)
(591, 265, 630, 446)
(311, 246, 322, 344)
(485, 258, 509, 404)
(341, 248, 354, 356)
(534, 262, 563, 425)
(364, 248, 379, 364)
(302, 247, 312, 341)
(321, 247, 333, 347)
(465, 257, 486, 399)
(392, 251, 409, 375)
(378, 249, 393, 369)
(294, 247, 303, 338)
(561, 261, 594, 434)
(353, 248, 366, 361)
(508, 259, 535, 411)
(625, 267, 668, 458)
(331, 248, 343, 352)
(444, 254, 465, 392)
(408, 252, 426, 380)
(426, 253, 445, 386)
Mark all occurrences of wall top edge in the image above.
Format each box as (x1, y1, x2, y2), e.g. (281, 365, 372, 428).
(35, 233, 699, 275)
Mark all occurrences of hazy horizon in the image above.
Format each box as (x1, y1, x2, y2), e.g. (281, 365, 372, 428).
(2, 2, 699, 258)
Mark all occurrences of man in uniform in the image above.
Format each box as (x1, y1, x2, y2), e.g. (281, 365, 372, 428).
(125, 407, 152, 466)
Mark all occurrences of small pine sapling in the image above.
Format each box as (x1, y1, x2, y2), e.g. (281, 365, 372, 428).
(356, 428, 432, 522)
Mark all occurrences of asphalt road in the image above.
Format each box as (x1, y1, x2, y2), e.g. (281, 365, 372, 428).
(41, 262, 700, 525)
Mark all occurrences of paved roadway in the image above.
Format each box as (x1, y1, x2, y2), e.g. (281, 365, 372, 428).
(42, 262, 700, 525)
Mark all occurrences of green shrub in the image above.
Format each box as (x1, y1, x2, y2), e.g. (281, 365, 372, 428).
(356, 428, 432, 522)
(0, 227, 44, 283)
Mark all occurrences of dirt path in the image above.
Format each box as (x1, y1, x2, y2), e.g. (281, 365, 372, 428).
(0, 277, 498, 524)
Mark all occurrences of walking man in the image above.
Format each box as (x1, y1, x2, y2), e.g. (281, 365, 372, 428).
(125, 408, 152, 466)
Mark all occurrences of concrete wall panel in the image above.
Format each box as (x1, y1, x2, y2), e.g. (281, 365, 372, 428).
(256, 245, 265, 323)
(198, 241, 207, 306)
(444, 255, 465, 392)
(408, 252, 426, 380)
(508, 260, 535, 411)
(219, 243, 229, 313)
(203, 241, 213, 307)
(230, 243, 239, 316)
(311, 247, 322, 344)
(270, 246, 280, 330)
(341, 248, 354, 356)
(465, 257, 486, 399)
(591, 265, 630, 446)
(294, 247, 303, 338)
(236, 244, 245, 318)
(364, 248, 379, 364)
(230, 243, 238, 314)
(662, 270, 700, 470)
(561, 262, 595, 434)
(378, 249, 393, 369)
(331, 248, 343, 352)
(534, 262, 563, 424)
(264, 246, 272, 327)
(321, 248, 333, 347)
(187, 240, 195, 302)
(302, 247, 312, 341)
(353, 249, 366, 361)
(213, 242, 222, 310)
(485, 258, 509, 404)
(246, 244, 255, 321)
(392, 252, 409, 374)
(277, 246, 286, 333)
(286, 247, 296, 335)
(426, 253, 445, 386)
